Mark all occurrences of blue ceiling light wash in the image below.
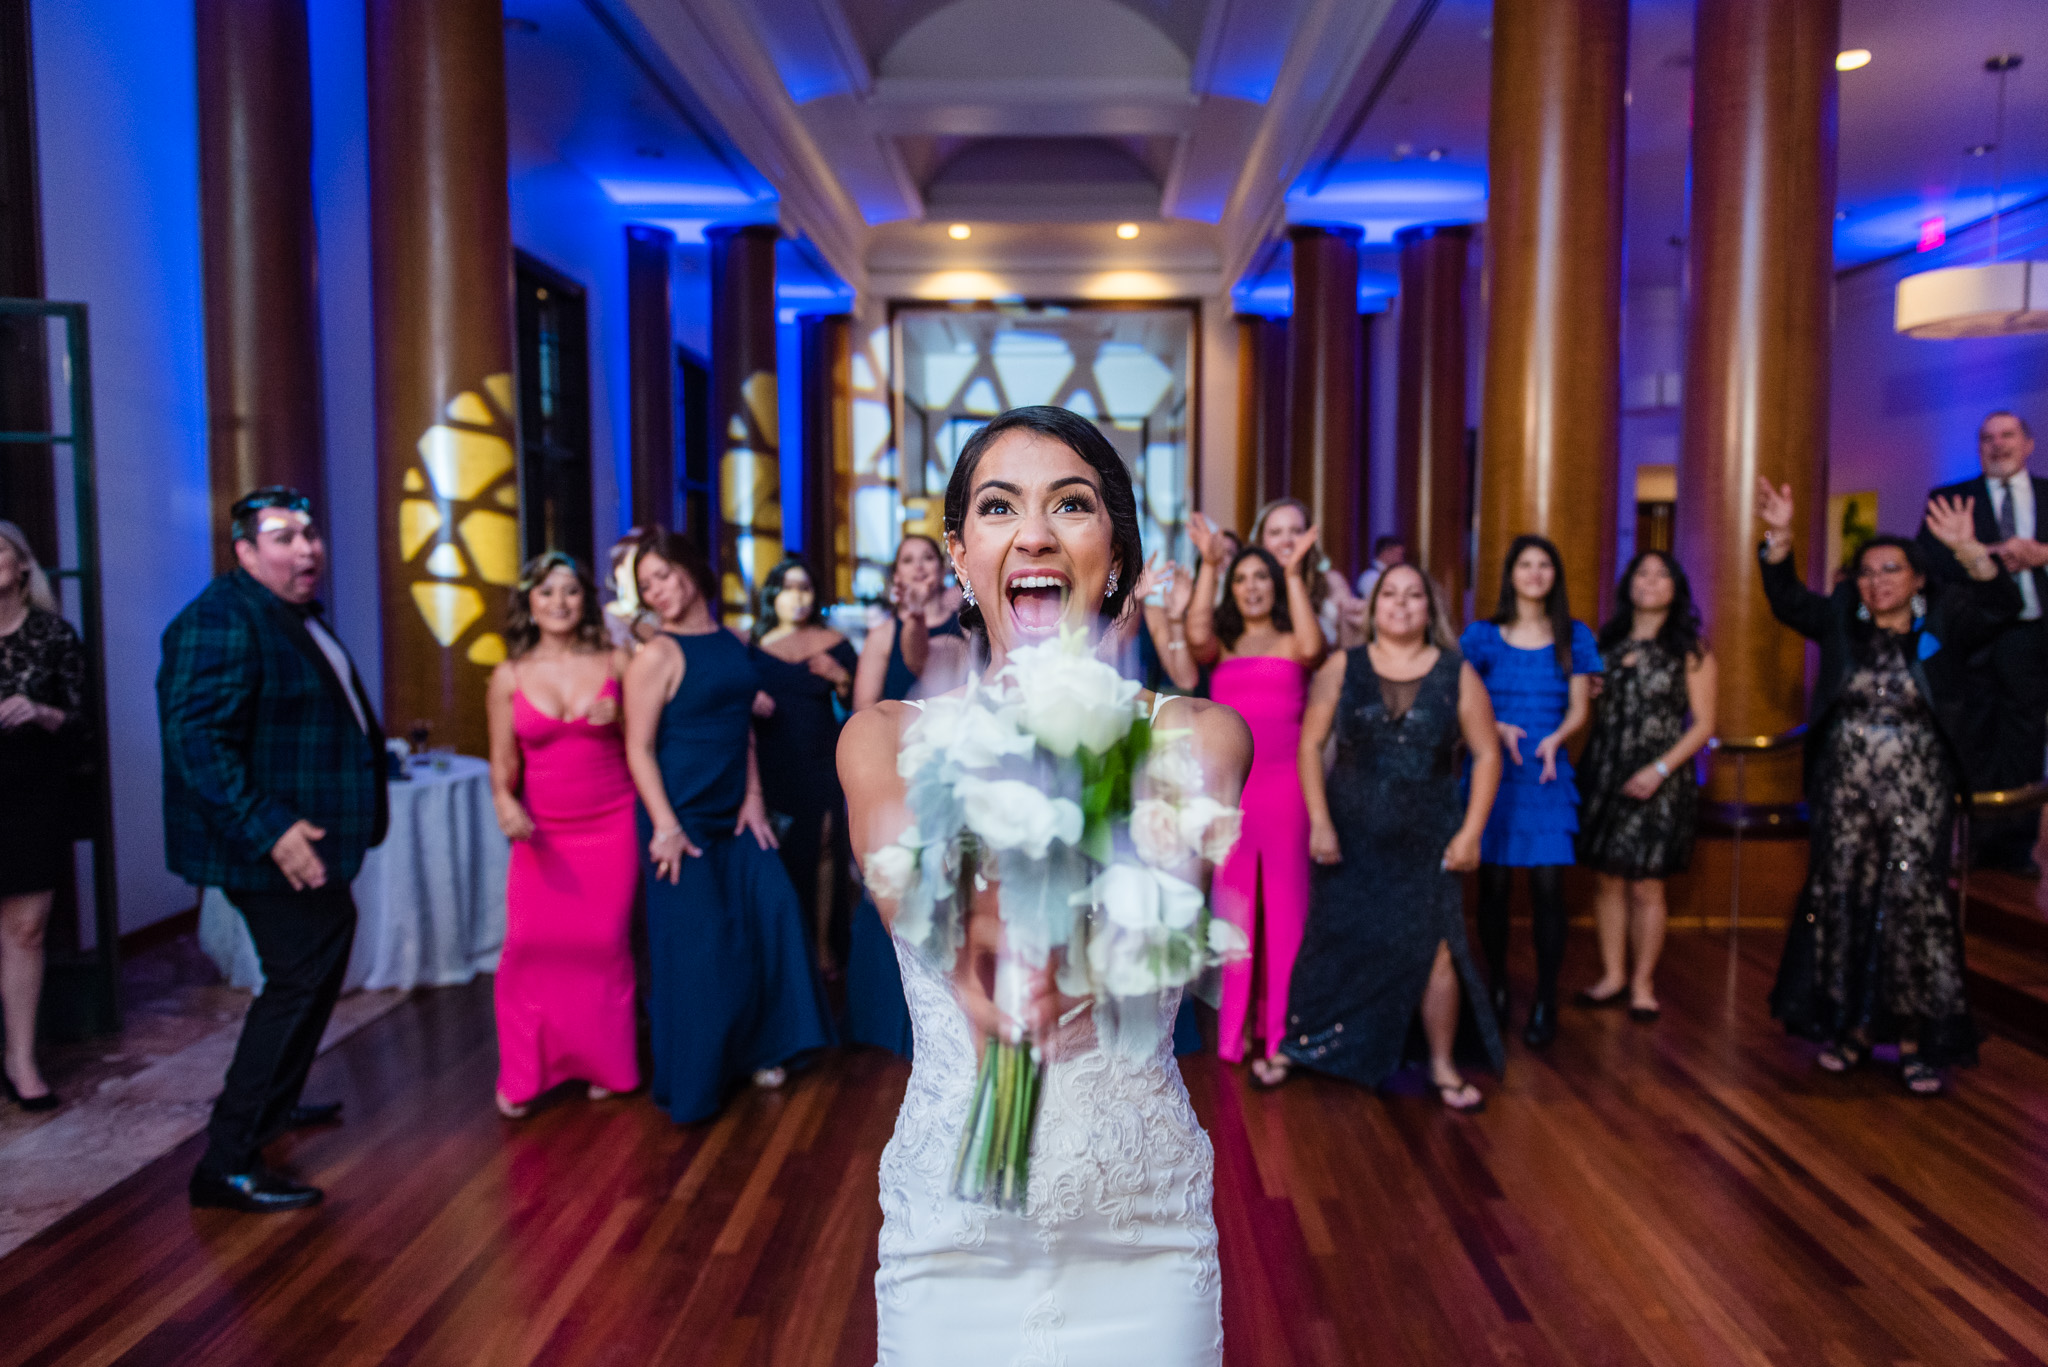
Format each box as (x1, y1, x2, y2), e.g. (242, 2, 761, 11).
(1835, 184, 2048, 269)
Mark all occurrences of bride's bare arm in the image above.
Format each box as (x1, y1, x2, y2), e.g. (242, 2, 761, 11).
(839, 703, 914, 913)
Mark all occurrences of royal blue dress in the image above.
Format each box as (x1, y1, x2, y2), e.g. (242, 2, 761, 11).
(641, 629, 833, 1123)
(1459, 620, 1604, 867)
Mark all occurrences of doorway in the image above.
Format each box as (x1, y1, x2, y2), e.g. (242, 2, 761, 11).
(513, 252, 592, 567)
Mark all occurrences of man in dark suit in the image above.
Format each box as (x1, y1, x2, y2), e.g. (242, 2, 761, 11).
(158, 487, 387, 1212)
(1917, 411, 2046, 873)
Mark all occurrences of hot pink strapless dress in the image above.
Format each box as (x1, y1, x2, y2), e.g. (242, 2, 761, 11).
(1207, 655, 1311, 1064)
(496, 680, 641, 1103)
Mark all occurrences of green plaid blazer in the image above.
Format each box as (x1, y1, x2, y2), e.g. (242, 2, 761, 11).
(157, 571, 388, 892)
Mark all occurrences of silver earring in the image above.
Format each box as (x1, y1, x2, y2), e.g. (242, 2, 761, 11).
(1856, 602, 1872, 622)
(1104, 570, 1119, 598)
(960, 579, 976, 608)
(1910, 592, 1927, 620)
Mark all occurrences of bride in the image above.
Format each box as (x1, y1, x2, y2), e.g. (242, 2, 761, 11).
(839, 406, 1251, 1365)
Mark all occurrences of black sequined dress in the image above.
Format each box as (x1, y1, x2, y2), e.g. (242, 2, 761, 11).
(1283, 649, 1504, 1086)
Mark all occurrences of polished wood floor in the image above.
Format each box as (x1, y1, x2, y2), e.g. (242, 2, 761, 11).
(8, 928, 2048, 1367)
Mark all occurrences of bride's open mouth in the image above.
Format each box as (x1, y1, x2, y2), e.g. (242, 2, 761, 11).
(1005, 570, 1071, 638)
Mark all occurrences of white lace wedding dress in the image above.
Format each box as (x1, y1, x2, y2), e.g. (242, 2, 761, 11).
(875, 935, 1224, 1366)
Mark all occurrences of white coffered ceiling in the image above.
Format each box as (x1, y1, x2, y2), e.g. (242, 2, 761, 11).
(610, 0, 1412, 293)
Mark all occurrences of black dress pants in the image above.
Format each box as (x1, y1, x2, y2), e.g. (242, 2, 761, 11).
(1965, 619, 2048, 868)
(198, 882, 357, 1176)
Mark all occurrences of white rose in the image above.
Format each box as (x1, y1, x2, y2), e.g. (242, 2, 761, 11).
(1077, 862, 1204, 933)
(1144, 735, 1204, 803)
(864, 841, 919, 900)
(1000, 637, 1140, 757)
(897, 689, 1035, 778)
(1206, 915, 1250, 961)
(1177, 798, 1243, 865)
(1088, 924, 1163, 999)
(957, 777, 1083, 859)
(1130, 798, 1192, 867)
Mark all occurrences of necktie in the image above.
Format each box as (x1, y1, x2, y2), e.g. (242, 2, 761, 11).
(1999, 478, 2019, 542)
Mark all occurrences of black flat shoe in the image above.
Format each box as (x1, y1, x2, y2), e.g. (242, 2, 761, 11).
(284, 1101, 343, 1130)
(1522, 999, 1558, 1048)
(2, 1074, 58, 1112)
(1628, 1003, 1661, 1023)
(189, 1167, 323, 1214)
(1573, 985, 1629, 1010)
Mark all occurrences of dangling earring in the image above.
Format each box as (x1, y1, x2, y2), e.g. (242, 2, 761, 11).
(1856, 601, 1872, 623)
(1104, 570, 1119, 599)
(960, 579, 976, 608)
(1910, 592, 1927, 620)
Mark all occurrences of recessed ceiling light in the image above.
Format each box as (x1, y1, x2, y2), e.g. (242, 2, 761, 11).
(1836, 49, 1872, 71)
(1968, 142, 1995, 157)
(1426, 148, 1447, 162)
(1116, 223, 1140, 239)
(947, 224, 971, 240)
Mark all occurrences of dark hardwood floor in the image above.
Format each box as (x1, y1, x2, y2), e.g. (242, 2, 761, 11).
(7, 928, 2048, 1367)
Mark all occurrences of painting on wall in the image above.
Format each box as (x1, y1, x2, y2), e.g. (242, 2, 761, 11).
(1827, 491, 1879, 586)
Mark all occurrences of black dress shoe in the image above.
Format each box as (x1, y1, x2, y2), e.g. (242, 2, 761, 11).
(284, 1101, 343, 1130)
(2, 1074, 58, 1112)
(190, 1167, 323, 1213)
(1522, 999, 1558, 1048)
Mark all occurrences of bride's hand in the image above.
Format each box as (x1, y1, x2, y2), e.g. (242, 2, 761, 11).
(953, 905, 1087, 1044)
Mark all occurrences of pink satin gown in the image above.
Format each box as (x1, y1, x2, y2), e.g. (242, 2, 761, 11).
(1207, 656, 1311, 1063)
(496, 679, 641, 1104)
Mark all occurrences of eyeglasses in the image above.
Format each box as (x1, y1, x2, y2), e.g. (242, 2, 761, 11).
(1856, 560, 1910, 580)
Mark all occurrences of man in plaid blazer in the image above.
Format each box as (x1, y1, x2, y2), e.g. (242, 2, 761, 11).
(158, 487, 387, 1213)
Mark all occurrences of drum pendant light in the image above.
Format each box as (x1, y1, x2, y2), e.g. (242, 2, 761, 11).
(1895, 52, 2048, 338)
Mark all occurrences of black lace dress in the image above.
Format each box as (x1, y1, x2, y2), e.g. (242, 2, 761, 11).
(1770, 631, 1975, 1064)
(0, 607, 88, 895)
(1283, 649, 1504, 1086)
(1576, 638, 1699, 878)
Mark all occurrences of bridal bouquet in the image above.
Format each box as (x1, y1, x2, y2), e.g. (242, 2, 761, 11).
(864, 626, 1247, 1210)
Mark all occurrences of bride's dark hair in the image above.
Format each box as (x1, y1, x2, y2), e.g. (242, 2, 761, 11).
(942, 405, 1143, 636)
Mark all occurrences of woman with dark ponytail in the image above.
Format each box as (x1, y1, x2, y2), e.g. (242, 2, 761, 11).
(1459, 536, 1602, 1047)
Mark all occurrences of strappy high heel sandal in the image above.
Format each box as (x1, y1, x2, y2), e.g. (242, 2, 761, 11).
(1816, 1040, 1866, 1074)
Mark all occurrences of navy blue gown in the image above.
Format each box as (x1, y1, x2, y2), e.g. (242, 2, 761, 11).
(641, 629, 833, 1123)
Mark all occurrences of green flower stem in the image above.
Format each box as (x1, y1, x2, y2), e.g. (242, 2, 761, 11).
(951, 1040, 996, 1197)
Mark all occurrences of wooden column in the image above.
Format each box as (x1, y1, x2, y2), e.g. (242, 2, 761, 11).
(1395, 224, 1471, 611)
(196, 0, 323, 572)
(1676, 0, 1839, 804)
(707, 223, 781, 623)
(626, 223, 676, 531)
(368, 0, 515, 757)
(1287, 224, 1362, 575)
(1477, 0, 1627, 621)
(0, 0, 53, 568)
(1234, 314, 1288, 531)
(799, 312, 852, 600)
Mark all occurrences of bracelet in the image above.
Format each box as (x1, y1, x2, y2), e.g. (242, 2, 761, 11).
(1166, 641, 1187, 651)
(652, 825, 683, 840)
(1653, 760, 1671, 778)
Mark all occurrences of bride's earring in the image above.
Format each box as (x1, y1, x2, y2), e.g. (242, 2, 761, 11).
(959, 578, 976, 608)
(1104, 570, 1119, 598)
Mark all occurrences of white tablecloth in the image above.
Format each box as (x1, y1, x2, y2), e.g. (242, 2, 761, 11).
(199, 755, 509, 992)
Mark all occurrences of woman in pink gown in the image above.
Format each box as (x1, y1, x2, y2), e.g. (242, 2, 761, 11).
(486, 553, 640, 1117)
(1185, 513, 1327, 1085)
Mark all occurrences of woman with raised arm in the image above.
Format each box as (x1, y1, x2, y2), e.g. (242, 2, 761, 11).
(1461, 535, 1603, 1048)
(1249, 497, 1367, 649)
(853, 534, 969, 711)
(1757, 479, 2016, 1096)
(1573, 551, 1717, 1022)
(622, 530, 832, 1123)
(839, 406, 1251, 1366)
(485, 553, 639, 1119)
(1183, 509, 1324, 1086)
(1288, 565, 1504, 1111)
